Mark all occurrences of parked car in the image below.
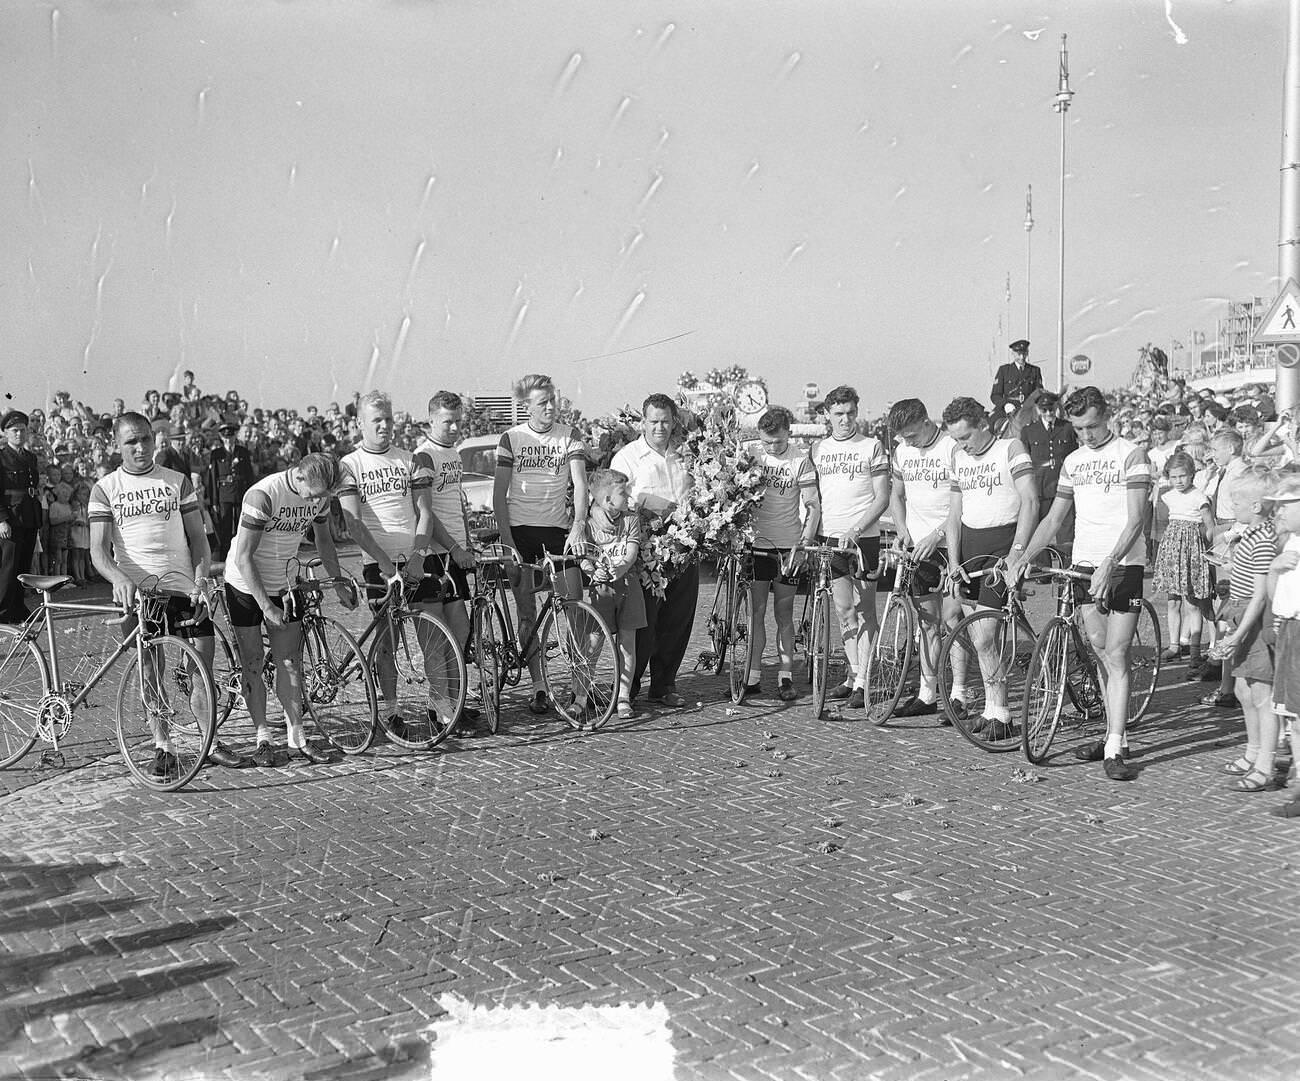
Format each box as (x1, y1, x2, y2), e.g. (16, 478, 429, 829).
(458, 434, 498, 534)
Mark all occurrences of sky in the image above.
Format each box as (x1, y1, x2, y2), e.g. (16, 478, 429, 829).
(0, 0, 1287, 421)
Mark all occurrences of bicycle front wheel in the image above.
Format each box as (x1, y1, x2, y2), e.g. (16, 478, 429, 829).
(727, 584, 752, 704)
(116, 634, 216, 792)
(937, 609, 1023, 752)
(370, 612, 466, 750)
(809, 591, 833, 717)
(0, 627, 49, 768)
(542, 600, 619, 730)
(302, 617, 376, 755)
(865, 593, 916, 725)
(210, 621, 243, 728)
(1022, 617, 1072, 763)
(704, 567, 731, 675)
(1128, 598, 1162, 727)
(471, 599, 504, 734)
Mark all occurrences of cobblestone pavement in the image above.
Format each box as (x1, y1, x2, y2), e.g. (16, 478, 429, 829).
(3, 560, 1300, 1080)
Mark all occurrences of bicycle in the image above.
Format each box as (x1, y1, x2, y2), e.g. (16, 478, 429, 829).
(467, 543, 621, 731)
(0, 572, 216, 792)
(934, 551, 1065, 752)
(200, 562, 379, 756)
(1021, 564, 1162, 764)
(784, 543, 865, 718)
(699, 538, 753, 704)
(863, 548, 949, 726)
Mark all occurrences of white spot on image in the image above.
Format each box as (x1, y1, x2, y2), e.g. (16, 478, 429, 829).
(777, 51, 801, 79)
(419, 174, 437, 212)
(404, 238, 428, 294)
(635, 172, 663, 216)
(651, 22, 675, 55)
(892, 185, 907, 201)
(552, 147, 564, 169)
(554, 52, 583, 95)
(743, 161, 760, 184)
(609, 95, 634, 131)
(505, 299, 530, 353)
(391, 313, 412, 370)
(197, 84, 210, 125)
(605, 288, 646, 351)
(1165, 0, 1189, 44)
(1023, 28, 1045, 41)
(953, 43, 974, 63)
(783, 240, 807, 267)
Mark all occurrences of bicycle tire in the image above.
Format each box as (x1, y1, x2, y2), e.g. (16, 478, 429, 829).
(1022, 617, 1072, 763)
(116, 634, 216, 792)
(704, 567, 731, 675)
(1127, 598, 1162, 728)
(471, 599, 504, 734)
(865, 593, 916, 725)
(0, 626, 49, 768)
(541, 599, 619, 730)
(798, 590, 815, 685)
(937, 609, 1023, 752)
(371, 612, 466, 750)
(210, 621, 243, 728)
(302, 616, 377, 755)
(808, 590, 833, 716)
(728, 584, 752, 704)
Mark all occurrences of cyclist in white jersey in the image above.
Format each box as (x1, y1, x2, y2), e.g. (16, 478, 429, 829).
(493, 374, 589, 715)
(340, 390, 469, 740)
(885, 399, 962, 719)
(89, 412, 246, 773)
(224, 453, 353, 767)
(746, 406, 820, 702)
(1008, 386, 1153, 781)
(941, 396, 1038, 739)
(413, 390, 486, 735)
(809, 386, 889, 709)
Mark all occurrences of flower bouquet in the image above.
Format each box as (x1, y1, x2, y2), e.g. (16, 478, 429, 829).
(639, 399, 765, 598)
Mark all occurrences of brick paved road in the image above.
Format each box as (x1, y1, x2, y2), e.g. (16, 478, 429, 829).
(3, 560, 1300, 1080)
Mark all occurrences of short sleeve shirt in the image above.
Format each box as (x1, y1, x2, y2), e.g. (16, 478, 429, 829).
(750, 443, 818, 549)
(950, 438, 1032, 529)
(1161, 487, 1210, 523)
(1273, 536, 1300, 619)
(413, 439, 468, 553)
(1057, 435, 1152, 567)
(586, 506, 644, 578)
(810, 433, 889, 538)
(497, 423, 586, 529)
(891, 430, 955, 538)
(1229, 521, 1277, 602)
(339, 446, 426, 566)
(88, 465, 198, 586)
(223, 471, 330, 596)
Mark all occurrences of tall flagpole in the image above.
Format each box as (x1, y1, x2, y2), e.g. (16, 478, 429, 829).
(1279, 0, 1300, 412)
(1054, 35, 1074, 392)
(1024, 185, 1034, 338)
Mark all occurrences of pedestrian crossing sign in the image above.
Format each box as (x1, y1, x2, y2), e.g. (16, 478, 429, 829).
(1254, 278, 1300, 344)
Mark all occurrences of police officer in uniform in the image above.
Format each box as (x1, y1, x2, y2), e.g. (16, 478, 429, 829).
(990, 340, 1044, 431)
(207, 423, 254, 560)
(1019, 391, 1078, 518)
(0, 411, 42, 622)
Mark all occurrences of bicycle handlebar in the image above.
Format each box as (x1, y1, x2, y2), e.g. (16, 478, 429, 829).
(779, 541, 866, 579)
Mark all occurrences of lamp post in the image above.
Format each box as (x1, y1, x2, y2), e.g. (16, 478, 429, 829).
(1024, 185, 1034, 339)
(1278, 0, 1300, 412)
(1054, 34, 1074, 393)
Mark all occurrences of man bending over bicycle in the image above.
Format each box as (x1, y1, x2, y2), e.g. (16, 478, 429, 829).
(224, 453, 354, 767)
(340, 390, 471, 739)
(942, 396, 1038, 738)
(89, 412, 246, 774)
(1006, 386, 1152, 782)
(746, 406, 820, 702)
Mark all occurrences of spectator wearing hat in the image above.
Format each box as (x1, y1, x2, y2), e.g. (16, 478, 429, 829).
(208, 423, 254, 559)
(990, 340, 1044, 429)
(1019, 391, 1077, 519)
(0, 410, 42, 622)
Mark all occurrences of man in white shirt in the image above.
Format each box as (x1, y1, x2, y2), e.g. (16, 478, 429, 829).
(611, 394, 695, 708)
(1008, 386, 1153, 781)
(808, 386, 889, 709)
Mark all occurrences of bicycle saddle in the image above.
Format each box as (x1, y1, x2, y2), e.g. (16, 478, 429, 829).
(18, 574, 74, 593)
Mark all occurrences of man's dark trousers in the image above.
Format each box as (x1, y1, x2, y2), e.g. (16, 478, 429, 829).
(631, 561, 700, 699)
(0, 526, 36, 621)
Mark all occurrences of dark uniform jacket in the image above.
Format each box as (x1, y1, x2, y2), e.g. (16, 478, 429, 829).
(208, 443, 254, 506)
(990, 361, 1044, 414)
(0, 444, 41, 530)
(1020, 418, 1077, 505)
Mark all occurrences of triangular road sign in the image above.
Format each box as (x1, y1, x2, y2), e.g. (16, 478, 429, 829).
(1254, 279, 1300, 344)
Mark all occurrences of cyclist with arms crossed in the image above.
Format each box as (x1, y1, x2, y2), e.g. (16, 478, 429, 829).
(89, 412, 247, 774)
(1006, 386, 1152, 781)
(224, 452, 354, 766)
(809, 386, 890, 709)
(492, 374, 589, 716)
(941, 395, 1038, 737)
(886, 398, 960, 718)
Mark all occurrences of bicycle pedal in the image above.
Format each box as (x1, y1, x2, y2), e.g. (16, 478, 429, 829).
(38, 749, 67, 770)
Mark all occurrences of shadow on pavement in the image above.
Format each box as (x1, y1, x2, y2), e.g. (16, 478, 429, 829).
(302, 1037, 431, 1081)
(0, 1015, 222, 1081)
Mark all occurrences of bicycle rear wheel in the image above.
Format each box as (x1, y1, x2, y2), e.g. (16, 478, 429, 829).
(0, 627, 49, 768)
(371, 612, 466, 750)
(1128, 598, 1162, 727)
(703, 568, 731, 675)
(302, 617, 376, 754)
(1022, 617, 1071, 763)
(470, 599, 505, 734)
(809, 591, 833, 717)
(210, 621, 243, 728)
(116, 635, 216, 792)
(937, 609, 1023, 752)
(541, 599, 619, 730)
(865, 592, 916, 725)
(797, 590, 815, 685)
(728, 584, 752, 704)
